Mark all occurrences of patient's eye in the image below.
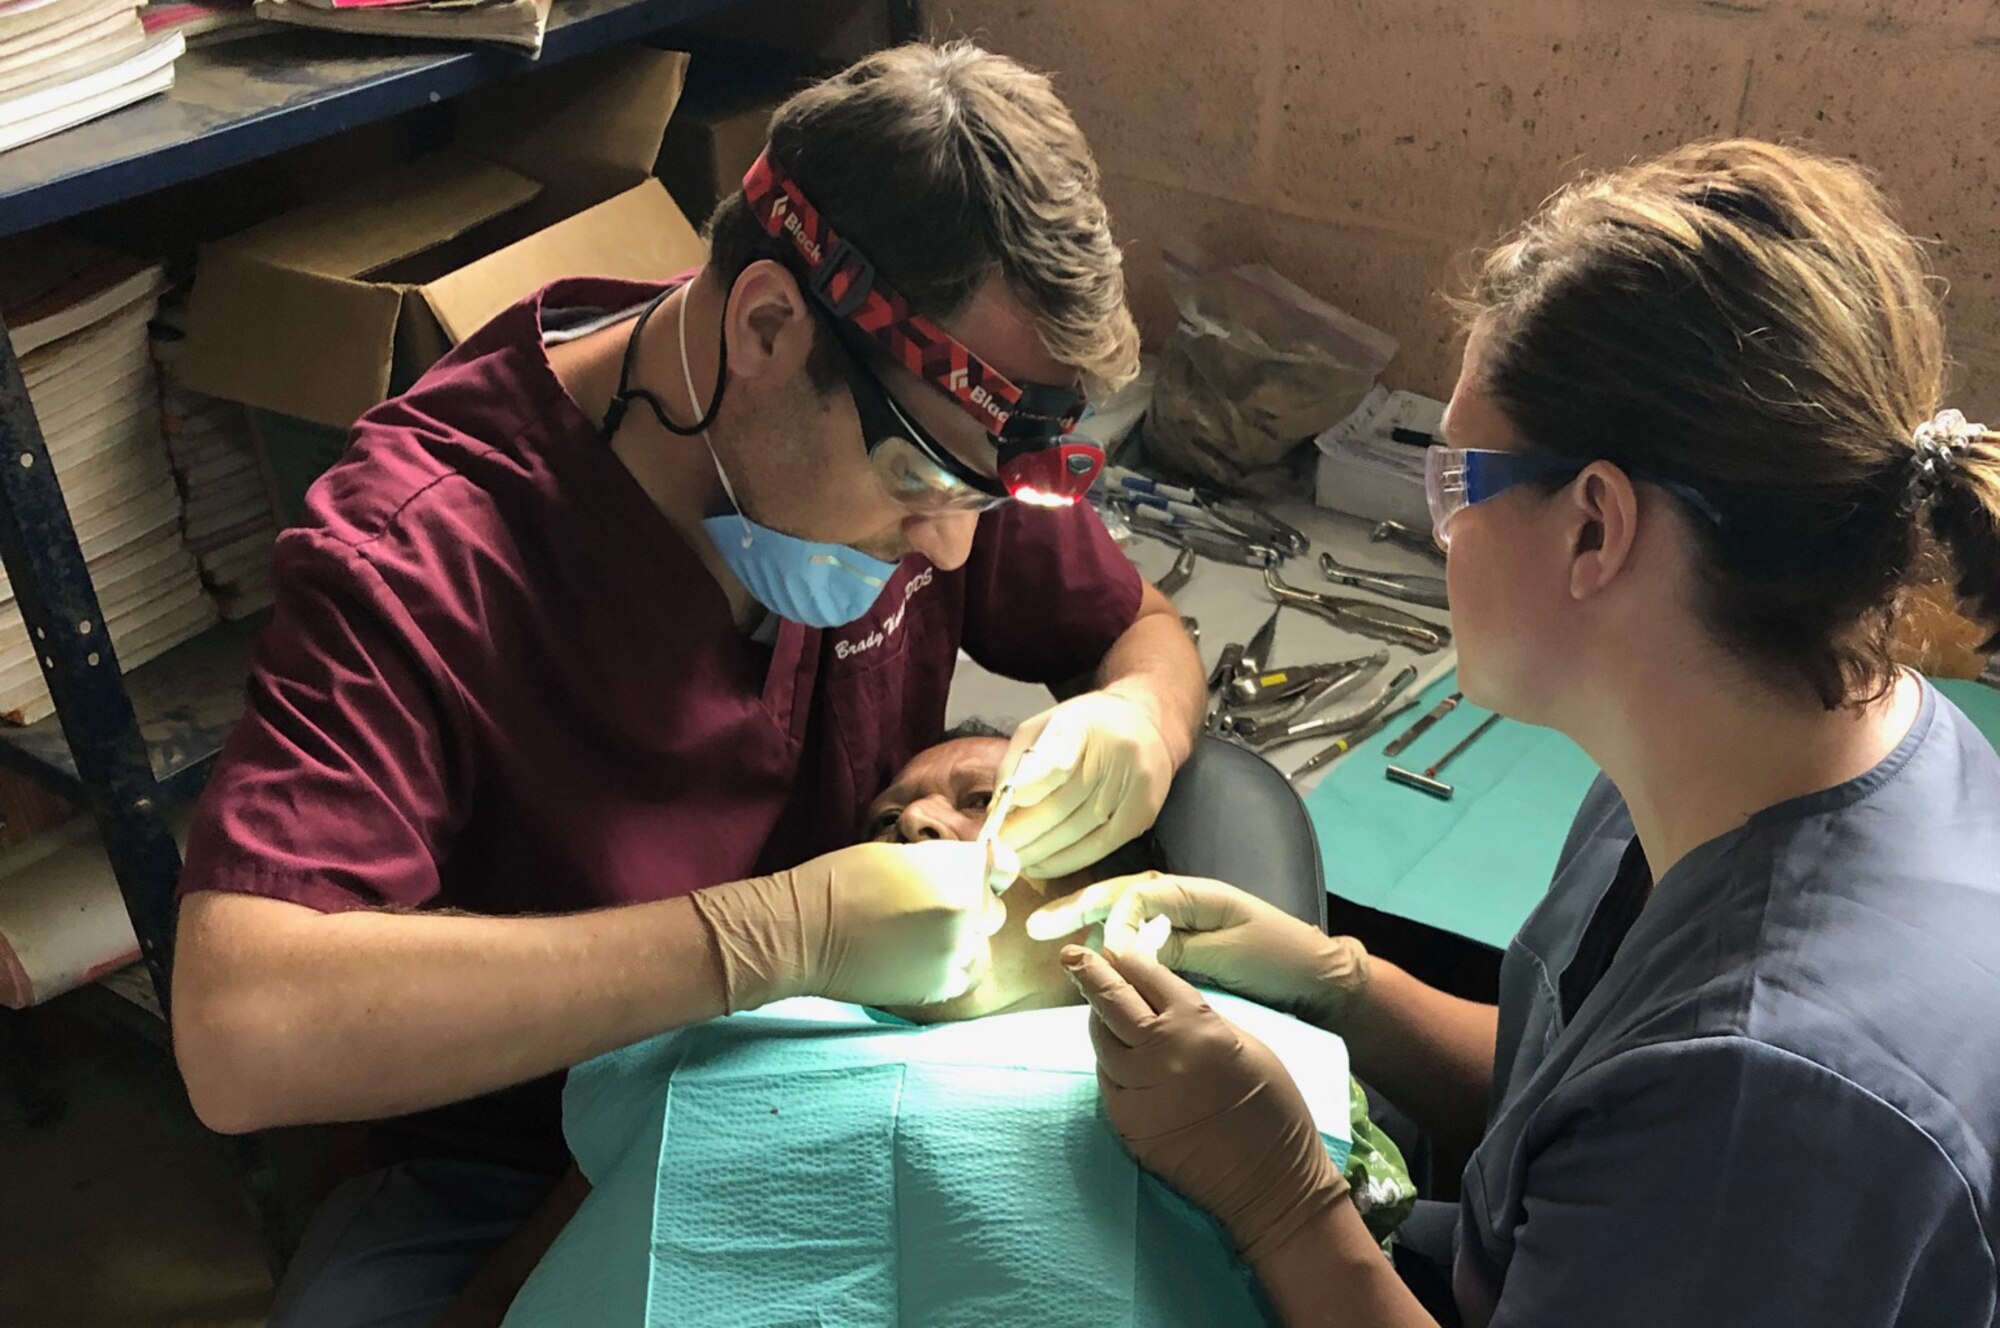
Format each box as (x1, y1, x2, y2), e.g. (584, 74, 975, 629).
(962, 790, 992, 813)
(870, 808, 902, 835)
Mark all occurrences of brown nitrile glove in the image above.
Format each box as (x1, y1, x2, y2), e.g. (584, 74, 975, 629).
(690, 839, 1008, 1012)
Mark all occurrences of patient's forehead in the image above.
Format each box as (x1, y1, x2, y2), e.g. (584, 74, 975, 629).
(869, 736, 1009, 814)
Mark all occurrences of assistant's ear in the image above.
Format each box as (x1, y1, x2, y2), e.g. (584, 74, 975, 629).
(1566, 463, 1641, 601)
(721, 260, 818, 387)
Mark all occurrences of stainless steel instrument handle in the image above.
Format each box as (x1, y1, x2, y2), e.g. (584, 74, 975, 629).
(1251, 665, 1420, 752)
(1153, 541, 1198, 596)
(1264, 570, 1452, 653)
(1318, 553, 1449, 610)
(1371, 520, 1444, 561)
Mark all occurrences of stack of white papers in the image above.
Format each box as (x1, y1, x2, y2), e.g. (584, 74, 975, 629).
(0, 0, 182, 154)
(0, 235, 217, 724)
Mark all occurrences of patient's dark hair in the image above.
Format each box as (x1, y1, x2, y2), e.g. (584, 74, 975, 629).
(944, 719, 1171, 880)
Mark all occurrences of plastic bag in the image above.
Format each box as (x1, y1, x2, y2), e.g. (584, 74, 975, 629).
(1146, 241, 1398, 494)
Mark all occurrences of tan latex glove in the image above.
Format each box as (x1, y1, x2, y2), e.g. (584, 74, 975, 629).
(986, 691, 1178, 877)
(1060, 941, 1349, 1261)
(690, 840, 1010, 1012)
(1026, 873, 1369, 1032)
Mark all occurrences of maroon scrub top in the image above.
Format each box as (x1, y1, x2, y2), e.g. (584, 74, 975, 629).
(178, 277, 1144, 1169)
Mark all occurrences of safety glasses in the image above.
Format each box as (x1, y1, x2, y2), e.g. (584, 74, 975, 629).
(839, 335, 1011, 514)
(743, 150, 1106, 509)
(1425, 446, 1726, 549)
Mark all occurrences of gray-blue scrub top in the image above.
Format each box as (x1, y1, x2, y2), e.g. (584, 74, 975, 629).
(1455, 682, 2000, 1326)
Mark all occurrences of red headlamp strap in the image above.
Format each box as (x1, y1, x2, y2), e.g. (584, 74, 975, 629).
(744, 150, 1085, 441)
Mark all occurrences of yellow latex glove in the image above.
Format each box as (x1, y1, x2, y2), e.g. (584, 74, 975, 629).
(1060, 941, 1349, 1261)
(986, 691, 1177, 877)
(690, 840, 1009, 1011)
(1027, 873, 1370, 1032)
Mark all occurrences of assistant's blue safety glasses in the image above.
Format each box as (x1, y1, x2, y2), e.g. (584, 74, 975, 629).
(1423, 446, 1726, 550)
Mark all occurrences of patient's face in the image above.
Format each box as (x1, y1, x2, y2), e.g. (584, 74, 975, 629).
(863, 736, 1098, 1023)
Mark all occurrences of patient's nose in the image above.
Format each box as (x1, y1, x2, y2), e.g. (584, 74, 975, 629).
(898, 795, 975, 843)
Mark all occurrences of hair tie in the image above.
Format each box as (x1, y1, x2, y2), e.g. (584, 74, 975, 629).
(1902, 408, 1982, 513)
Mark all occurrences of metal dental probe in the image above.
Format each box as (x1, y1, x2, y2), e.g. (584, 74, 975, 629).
(1318, 552, 1450, 611)
(1386, 713, 1503, 799)
(1383, 691, 1463, 758)
(1288, 698, 1421, 787)
(1264, 569, 1452, 654)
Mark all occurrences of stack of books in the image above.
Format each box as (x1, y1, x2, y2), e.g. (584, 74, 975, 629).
(252, 0, 550, 55)
(153, 295, 279, 621)
(0, 0, 183, 154)
(0, 234, 217, 725)
(138, 0, 257, 45)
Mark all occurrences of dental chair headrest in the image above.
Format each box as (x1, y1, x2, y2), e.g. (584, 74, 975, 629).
(1150, 736, 1328, 933)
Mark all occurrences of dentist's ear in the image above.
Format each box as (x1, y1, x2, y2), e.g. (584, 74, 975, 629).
(1567, 463, 1642, 601)
(723, 260, 816, 386)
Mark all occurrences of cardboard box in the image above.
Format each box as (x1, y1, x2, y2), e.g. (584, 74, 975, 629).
(657, 95, 780, 228)
(181, 47, 709, 430)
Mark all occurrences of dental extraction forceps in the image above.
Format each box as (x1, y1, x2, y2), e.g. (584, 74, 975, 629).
(1264, 569, 1452, 653)
(1318, 552, 1450, 611)
(1246, 665, 1420, 752)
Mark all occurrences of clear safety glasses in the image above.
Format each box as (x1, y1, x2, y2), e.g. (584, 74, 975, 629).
(841, 340, 1013, 515)
(1424, 446, 1726, 549)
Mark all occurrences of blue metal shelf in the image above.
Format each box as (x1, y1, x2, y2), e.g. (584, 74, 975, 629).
(0, 0, 738, 239)
(0, 613, 266, 808)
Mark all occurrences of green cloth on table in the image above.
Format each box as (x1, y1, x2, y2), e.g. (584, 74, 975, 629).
(1304, 673, 1598, 948)
(1306, 673, 2000, 950)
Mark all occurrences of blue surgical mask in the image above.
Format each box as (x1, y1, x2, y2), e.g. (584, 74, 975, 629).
(675, 288, 897, 628)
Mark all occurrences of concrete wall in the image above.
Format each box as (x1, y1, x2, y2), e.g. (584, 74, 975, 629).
(920, 1, 2000, 417)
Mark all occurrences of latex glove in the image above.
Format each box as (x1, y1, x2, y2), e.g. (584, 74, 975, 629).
(1027, 873, 1369, 1032)
(690, 840, 1009, 1011)
(987, 691, 1177, 877)
(1061, 941, 1349, 1260)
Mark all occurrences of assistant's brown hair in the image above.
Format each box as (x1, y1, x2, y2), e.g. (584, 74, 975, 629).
(1457, 138, 2000, 708)
(706, 41, 1141, 399)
